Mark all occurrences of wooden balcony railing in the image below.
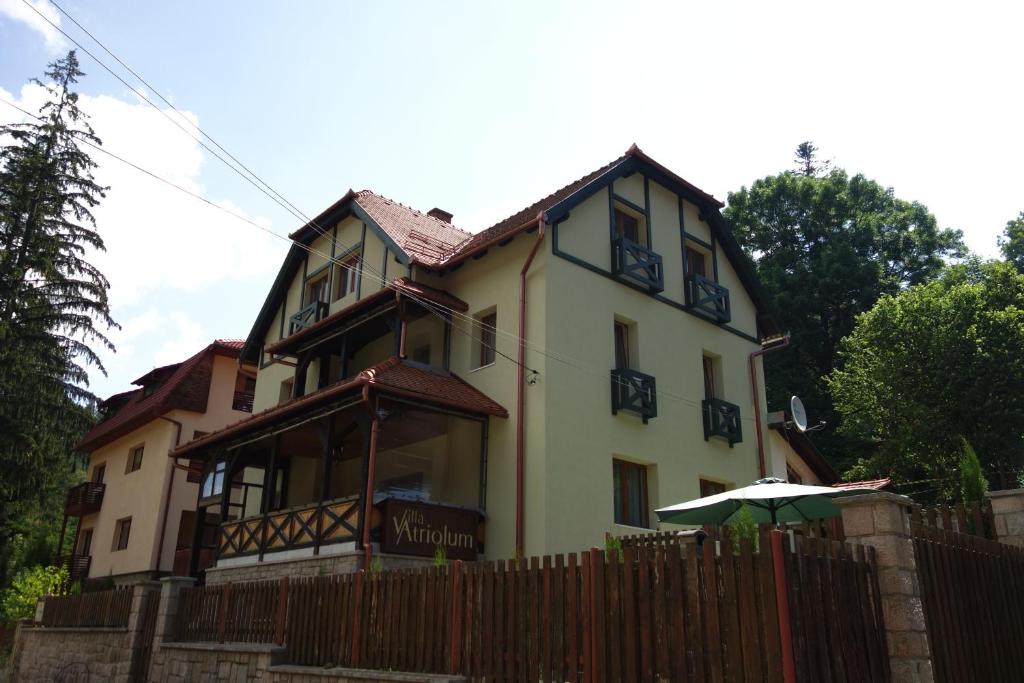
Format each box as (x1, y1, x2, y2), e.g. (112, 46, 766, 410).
(612, 237, 664, 292)
(63, 553, 91, 581)
(219, 496, 361, 560)
(686, 273, 731, 323)
(611, 368, 658, 424)
(702, 398, 742, 446)
(64, 481, 105, 517)
(288, 300, 329, 335)
(232, 391, 255, 412)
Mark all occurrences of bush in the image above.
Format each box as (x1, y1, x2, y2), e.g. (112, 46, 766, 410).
(0, 565, 67, 623)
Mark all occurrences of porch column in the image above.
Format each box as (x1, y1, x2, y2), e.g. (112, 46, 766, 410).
(987, 488, 1024, 547)
(835, 492, 933, 682)
(261, 436, 280, 515)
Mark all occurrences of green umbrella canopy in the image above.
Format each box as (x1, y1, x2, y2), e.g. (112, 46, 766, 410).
(655, 478, 859, 526)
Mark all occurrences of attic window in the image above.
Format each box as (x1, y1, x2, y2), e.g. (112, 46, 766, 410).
(143, 384, 155, 397)
(613, 205, 647, 247)
(333, 255, 360, 301)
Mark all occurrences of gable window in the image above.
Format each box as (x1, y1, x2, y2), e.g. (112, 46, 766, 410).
(614, 321, 632, 370)
(685, 247, 708, 278)
(112, 517, 132, 552)
(91, 463, 105, 484)
(126, 445, 144, 473)
(305, 273, 329, 305)
(699, 478, 727, 498)
(614, 208, 640, 244)
(474, 309, 497, 369)
(613, 459, 650, 528)
(332, 255, 360, 301)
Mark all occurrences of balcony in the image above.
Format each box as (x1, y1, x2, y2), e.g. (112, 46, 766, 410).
(64, 482, 105, 517)
(288, 300, 329, 335)
(219, 496, 361, 560)
(611, 368, 658, 424)
(612, 237, 664, 292)
(685, 273, 731, 324)
(232, 390, 255, 413)
(63, 554, 91, 581)
(702, 398, 742, 447)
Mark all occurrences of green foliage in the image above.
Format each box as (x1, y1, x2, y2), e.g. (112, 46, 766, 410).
(998, 211, 1024, 272)
(725, 144, 964, 469)
(604, 533, 623, 563)
(0, 52, 115, 556)
(729, 502, 759, 554)
(0, 564, 66, 623)
(432, 544, 447, 568)
(959, 439, 988, 506)
(829, 261, 1024, 498)
(368, 556, 382, 577)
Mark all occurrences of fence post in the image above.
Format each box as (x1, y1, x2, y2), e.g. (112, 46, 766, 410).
(449, 560, 464, 674)
(769, 530, 797, 683)
(986, 489, 1024, 547)
(350, 569, 365, 668)
(216, 582, 231, 643)
(836, 492, 932, 682)
(275, 576, 289, 646)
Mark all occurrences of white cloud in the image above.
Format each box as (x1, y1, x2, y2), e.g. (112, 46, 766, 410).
(151, 312, 207, 367)
(0, 0, 65, 50)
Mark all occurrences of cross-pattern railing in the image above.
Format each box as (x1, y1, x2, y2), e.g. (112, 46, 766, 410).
(219, 496, 360, 560)
(288, 300, 329, 335)
(686, 273, 731, 323)
(611, 368, 657, 423)
(702, 397, 742, 446)
(65, 481, 105, 516)
(612, 237, 664, 292)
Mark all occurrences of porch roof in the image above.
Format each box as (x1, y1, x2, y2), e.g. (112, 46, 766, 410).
(171, 357, 507, 458)
(264, 277, 468, 357)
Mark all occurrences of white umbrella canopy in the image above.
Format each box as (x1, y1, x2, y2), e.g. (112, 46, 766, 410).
(655, 477, 859, 526)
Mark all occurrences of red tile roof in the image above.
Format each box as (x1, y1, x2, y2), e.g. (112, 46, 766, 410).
(172, 357, 507, 458)
(353, 191, 472, 264)
(835, 478, 892, 491)
(264, 277, 467, 356)
(78, 340, 247, 452)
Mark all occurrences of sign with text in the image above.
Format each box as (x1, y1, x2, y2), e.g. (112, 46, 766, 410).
(380, 498, 481, 561)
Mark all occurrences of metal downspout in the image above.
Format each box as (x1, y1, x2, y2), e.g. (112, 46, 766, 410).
(749, 335, 791, 478)
(516, 212, 547, 558)
(155, 415, 184, 574)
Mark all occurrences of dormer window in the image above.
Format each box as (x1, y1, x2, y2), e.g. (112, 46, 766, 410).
(142, 384, 155, 397)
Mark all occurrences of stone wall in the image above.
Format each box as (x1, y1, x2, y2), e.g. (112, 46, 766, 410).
(205, 552, 432, 585)
(8, 627, 132, 682)
(150, 643, 465, 682)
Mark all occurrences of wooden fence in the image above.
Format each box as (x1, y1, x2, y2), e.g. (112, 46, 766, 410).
(174, 578, 284, 643)
(175, 528, 888, 682)
(40, 587, 132, 628)
(910, 501, 995, 539)
(912, 523, 1024, 682)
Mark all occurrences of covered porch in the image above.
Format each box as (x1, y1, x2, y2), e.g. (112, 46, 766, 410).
(173, 358, 505, 578)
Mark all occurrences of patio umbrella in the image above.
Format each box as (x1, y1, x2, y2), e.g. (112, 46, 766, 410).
(655, 477, 858, 526)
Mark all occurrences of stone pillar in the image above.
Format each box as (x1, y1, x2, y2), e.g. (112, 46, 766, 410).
(835, 492, 933, 683)
(155, 576, 195, 645)
(986, 489, 1024, 547)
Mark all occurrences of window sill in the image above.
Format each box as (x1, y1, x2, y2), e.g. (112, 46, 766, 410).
(469, 363, 495, 373)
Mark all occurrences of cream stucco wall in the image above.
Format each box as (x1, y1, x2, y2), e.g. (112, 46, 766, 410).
(767, 429, 824, 485)
(80, 352, 255, 578)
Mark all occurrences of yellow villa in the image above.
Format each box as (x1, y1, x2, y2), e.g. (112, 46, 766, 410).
(172, 145, 823, 583)
(58, 340, 257, 583)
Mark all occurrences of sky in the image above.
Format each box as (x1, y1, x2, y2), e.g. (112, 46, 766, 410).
(1, 0, 1022, 400)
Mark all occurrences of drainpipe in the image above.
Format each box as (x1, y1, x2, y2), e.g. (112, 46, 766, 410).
(155, 416, 184, 574)
(749, 335, 790, 478)
(515, 212, 547, 559)
(360, 385, 381, 568)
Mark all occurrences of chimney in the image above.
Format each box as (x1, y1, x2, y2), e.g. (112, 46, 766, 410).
(428, 208, 454, 223)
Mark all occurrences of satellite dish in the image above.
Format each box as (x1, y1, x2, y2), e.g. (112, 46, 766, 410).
(790, 396, 808, 432)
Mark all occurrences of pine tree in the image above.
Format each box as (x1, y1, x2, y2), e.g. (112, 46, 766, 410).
(0, 52, 117, 554)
